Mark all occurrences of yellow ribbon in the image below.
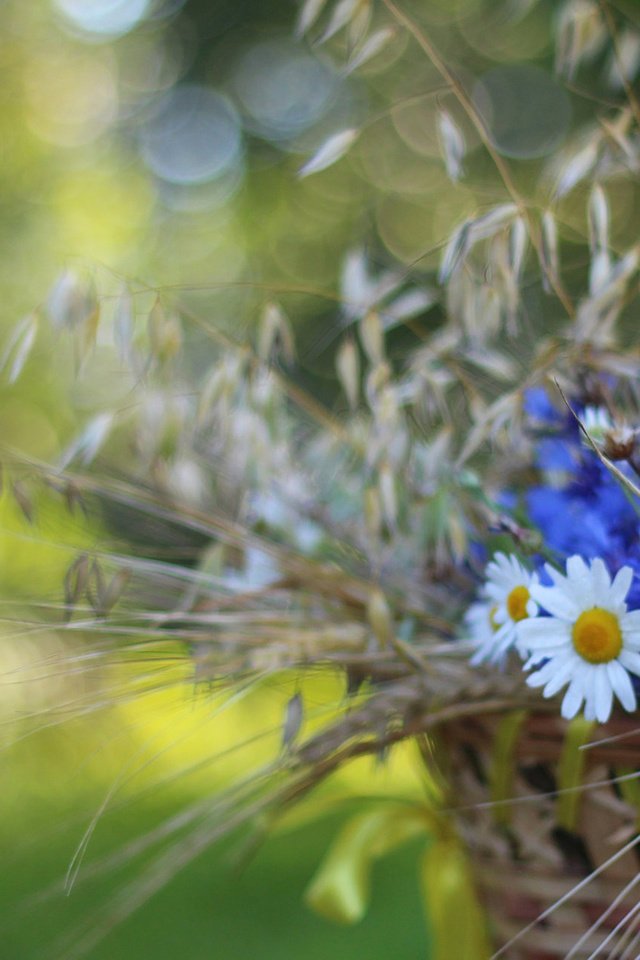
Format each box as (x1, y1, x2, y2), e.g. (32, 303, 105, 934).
(305, 801, 490, 960)
(304, 803, 429, 924)
(421, 837, 491, 960)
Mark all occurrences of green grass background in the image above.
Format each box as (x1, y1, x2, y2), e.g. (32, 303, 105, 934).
(2, 796, 428, 959)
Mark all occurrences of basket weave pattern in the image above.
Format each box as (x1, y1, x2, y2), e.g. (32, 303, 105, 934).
(444, 714, 640, 959)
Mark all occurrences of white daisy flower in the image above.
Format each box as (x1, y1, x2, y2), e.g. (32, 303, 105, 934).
(579, 407, 637, 460)
(467, 552, 539, 665)
(516, 555, 640, 723)
(465, 600, 499, 660)
(581, 405, 612, 446)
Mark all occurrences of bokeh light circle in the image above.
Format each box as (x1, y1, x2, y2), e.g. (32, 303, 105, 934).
(26, 54, 118, 147)
(140, 85, 242, 185)
(55, 0, 150, 37)
(232, 39, 339, 142)
(472, 65, 571, 160)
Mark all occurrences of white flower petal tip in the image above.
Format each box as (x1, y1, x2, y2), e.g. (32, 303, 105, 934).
(464, 553, 538, 665)
(517, 556, 640, 724)
(581, 406, 613, 446)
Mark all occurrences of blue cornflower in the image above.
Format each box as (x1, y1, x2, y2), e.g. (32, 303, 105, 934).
(523, 392, 640, 601)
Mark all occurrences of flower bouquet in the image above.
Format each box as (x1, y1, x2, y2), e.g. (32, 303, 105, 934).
(13, 293, 640, 959)
(450, 392, 640, 958)
(6, 1, 640, 959)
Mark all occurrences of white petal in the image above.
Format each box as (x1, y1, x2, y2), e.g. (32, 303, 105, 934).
(623, 633, 640, 651)
(494, 627, 518, 657)
(493, 621, 511, 642)
(523, 651, 545, 669)
(485, 574, 514, 595)
(593, 665, 614, 723)
(583, 661, 597, 696)
(565, 555, 596, 605)
(545, 563, 568, 587)
(470, 639, 494, 665)
(464, 601, 490, 630)
(529, 584, 578, 620)
(618, 648, 640, 675)
(610, 565, 634, 605)
(621, 610, 640, 631)
(485, 582, 508, 601)
(489, 603, 508, 624)
(579, 666, 599, 723)
(525, 598, 539, 617)
(561, 679, 585, 718)
(590, 557, 611, 595)
(607, 660, 637, 712)
(486, 553, 533, 594)
(517, 617, 571, 650)
(484, 565, 506, 587)
(527, 666, 554, 689)
(487, 552, 510, 578)
(543, 655, 578, 697)
(470, 621, 510, 664)
(523, 644, 571, 669)
(528, 659, 558, 684)
(566, 555, 591, 581)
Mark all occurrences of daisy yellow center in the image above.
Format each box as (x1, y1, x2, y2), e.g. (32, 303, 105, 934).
(507, 585, 530, 622)
(572, 608, 622, 664)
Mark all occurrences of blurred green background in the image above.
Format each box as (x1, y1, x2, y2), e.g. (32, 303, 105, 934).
(2, 0, 638, 956)
(3, 629, 430, 958)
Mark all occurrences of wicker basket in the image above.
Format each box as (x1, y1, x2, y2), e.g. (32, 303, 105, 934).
(442, 712, 640, 959)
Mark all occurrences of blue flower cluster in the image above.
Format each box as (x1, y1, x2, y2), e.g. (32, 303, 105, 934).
(523, 388, 640, 606)
(464, 388, 640, 722)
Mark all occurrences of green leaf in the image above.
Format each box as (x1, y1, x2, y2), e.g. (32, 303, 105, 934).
(488, 710, 527, 827)
(556, 715, 594, 831)
(421, 838, 491, 960)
